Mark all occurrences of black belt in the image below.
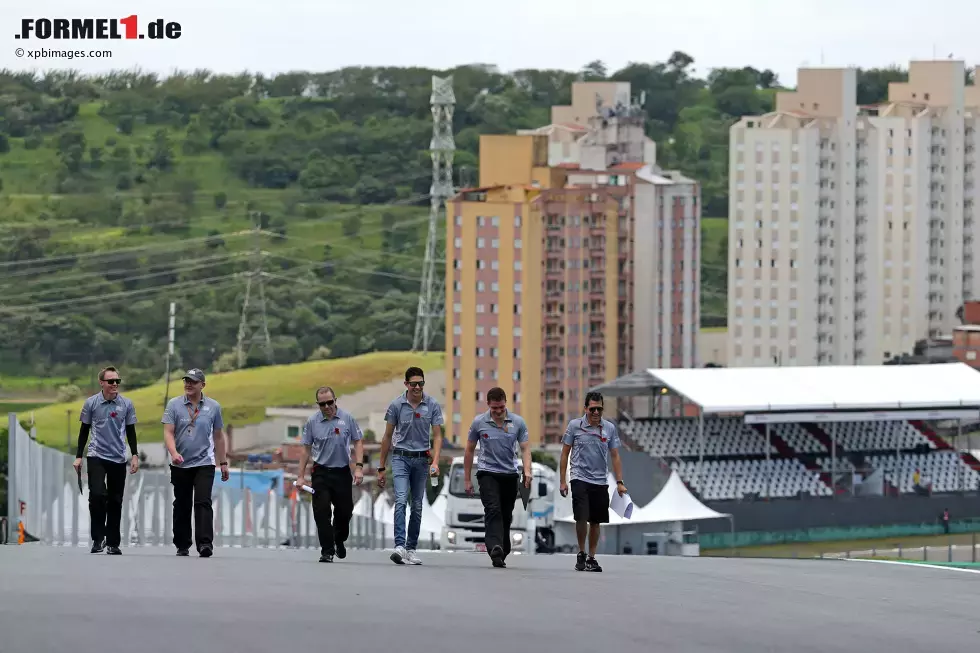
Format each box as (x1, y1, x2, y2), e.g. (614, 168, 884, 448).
(393, 448, 429, 458)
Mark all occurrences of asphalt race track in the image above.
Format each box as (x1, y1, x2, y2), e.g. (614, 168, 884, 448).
(1, 545, 977, 652)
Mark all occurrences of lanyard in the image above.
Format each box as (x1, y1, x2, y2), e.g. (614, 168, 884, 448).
(186, 402, 201, 428)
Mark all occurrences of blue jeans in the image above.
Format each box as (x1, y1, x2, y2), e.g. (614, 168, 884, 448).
(392, 455, 428, 550)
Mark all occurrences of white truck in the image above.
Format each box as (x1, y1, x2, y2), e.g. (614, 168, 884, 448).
(440, 456, 557, 554)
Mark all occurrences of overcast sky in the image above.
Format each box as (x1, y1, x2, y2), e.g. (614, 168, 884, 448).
(2, 0, 977, 87)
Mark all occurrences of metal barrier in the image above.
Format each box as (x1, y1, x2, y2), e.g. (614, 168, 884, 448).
(5, 413, 440, 550)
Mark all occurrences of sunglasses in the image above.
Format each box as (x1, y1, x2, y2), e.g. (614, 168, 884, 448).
(587, 406, 603, 414)
(104, 379, 122, 385)
(407, 381, 425, 388)
(317, 400, 335, 407)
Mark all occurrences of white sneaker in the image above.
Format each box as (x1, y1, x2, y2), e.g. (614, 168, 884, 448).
(406, 550, 422, 565)
(390, 545, 407, 565)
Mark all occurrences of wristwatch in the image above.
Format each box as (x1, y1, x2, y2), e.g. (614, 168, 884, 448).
(355, 462, 364, 468)
(616, 480, 625, 485)
(220, 461, 229, 466)
(377, 467, 385, 472)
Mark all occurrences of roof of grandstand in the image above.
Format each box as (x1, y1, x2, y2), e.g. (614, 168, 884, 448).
(592, 362, 980, 415)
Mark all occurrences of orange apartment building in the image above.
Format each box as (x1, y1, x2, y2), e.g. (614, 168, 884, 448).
(445, 82, 702, 444)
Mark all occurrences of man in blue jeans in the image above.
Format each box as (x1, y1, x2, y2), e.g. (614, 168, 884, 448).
(377, 366, 445, 565)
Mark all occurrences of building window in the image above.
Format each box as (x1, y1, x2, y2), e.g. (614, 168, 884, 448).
(514, 261, 522, 271)
(513, 371, 521, 381)
(491, 260, 499, 270)
(476, 326, 484, 336)
(515, 239, 522, 249)
(454, 237, 462, 248)
(452, 391, 460, 400)
(453, 413, 461, 423)
(475, 391, 481, 401)
(514, 348, 521, 357)
(491, 239, 499, 248)
(477, 216, 485, 226)
(491, 282, 499, 292)
(453, 347, 461, 356)
(477, 281, 485, 292)
(453, 325, 462, 335)
(455, 216, 462, 226)
(491, 326, 499, 336)
(453, 303, 462, 313)
(477, 237, 485, 248)
(287, 425, 300, 439)
(514, 392, 520, 403)
(492, 216, 500, 226)
(476, 304, 485, 313)
(513, 327, 522, 337)
(515, 216, 522, 227)
(454, 259, 461, 269)
(476, 347, 484, 357)
(515, 283, 522, 292)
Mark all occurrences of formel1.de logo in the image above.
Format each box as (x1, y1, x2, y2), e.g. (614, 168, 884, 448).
(15, 16, 182, 40)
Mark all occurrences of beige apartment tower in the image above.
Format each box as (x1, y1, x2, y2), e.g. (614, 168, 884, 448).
(728, 61, 980, 366)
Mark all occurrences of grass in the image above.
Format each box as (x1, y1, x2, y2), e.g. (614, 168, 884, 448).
(21, 351, 444, 452)
(704, 532, 979, 558)
(700, 216, 727, 327)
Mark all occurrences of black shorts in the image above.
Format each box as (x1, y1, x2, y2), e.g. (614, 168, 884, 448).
(571, 479, 609, 524)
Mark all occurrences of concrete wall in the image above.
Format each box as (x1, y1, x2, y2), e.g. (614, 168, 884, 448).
(696, 492, 980, 536)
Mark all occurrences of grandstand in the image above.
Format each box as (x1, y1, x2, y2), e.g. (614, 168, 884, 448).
(592, 363, 980, 504)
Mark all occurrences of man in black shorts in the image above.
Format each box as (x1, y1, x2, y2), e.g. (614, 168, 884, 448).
(559, 391, 627, 572)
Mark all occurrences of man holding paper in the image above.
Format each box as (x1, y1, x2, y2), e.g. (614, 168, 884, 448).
(295, 386, 365, 563)
(559, 391, 628, 572)
(463, 387, 532, 568)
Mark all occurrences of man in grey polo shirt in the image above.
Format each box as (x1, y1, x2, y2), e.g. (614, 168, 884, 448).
(559, 391, 628, 573)
(377, 366, 445, 565)
(295, 386, 365, 563)
(162, 368, 229, 558)
(72, 365, 139, 555)
(463, 387, 532, 568)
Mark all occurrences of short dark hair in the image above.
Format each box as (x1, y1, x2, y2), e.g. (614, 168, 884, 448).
(315, 386, 335, 400)
(584, 391, 603, 407)
(486, 387, 507, 403)
(405, 366, 425, 382)
(99, 366, 119, 381)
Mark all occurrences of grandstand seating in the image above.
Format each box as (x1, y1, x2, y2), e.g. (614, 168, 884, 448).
(620, 415, 976, 502)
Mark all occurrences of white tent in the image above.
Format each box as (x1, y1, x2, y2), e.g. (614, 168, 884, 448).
(629, 471, 731, 524)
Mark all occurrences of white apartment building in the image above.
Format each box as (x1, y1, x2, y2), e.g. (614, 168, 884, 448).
(728, 61, 980, 367)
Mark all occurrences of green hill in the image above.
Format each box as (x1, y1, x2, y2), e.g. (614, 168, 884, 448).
(0, 60, 907, 383)
(23, 351, 443, 451)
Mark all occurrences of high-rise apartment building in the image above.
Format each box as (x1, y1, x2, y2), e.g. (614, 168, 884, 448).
(727, 61, 980, 367)
(446, 82, 701, 444)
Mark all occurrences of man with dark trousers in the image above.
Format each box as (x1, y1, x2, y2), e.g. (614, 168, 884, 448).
(73, 366, 139, 555)
(295, 386, 365, 563)
(162, 368, 229, 558)
(559, 391, 628, 573)
(463, 387, 532, 568)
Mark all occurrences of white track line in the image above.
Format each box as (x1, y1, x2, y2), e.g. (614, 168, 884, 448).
(844, 557, 980, 575)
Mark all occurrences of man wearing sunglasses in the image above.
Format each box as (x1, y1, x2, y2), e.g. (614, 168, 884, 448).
(295, 386, 365, 563)
(378, 366, 445, 565)
(73, 366, 139, 555)
(558, 391, 627, 572)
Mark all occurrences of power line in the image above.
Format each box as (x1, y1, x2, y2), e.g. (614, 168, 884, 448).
(236, 211, 274, 368)
(413, 74, 455, 353)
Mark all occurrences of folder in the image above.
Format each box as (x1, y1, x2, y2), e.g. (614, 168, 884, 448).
(518, 474, 531, 510)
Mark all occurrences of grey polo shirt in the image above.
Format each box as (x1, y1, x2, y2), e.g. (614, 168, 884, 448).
(384, 392, 445, 452)
(161, 394, 224, 468)
(301, 408, 363, 468)
(467, 410, 529, 474)
(561, 415, 621, 485)
(79, 392, 138, 464)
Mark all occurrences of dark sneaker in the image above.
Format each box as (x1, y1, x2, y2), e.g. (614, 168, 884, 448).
(585, 556, 602, 572)
(199, 546, 213, 558)
(490, 545, 506, 568)
(105, 546, 122, 555)
(319, 554, 334, 563)
(176, 548, 189, 557)
(575, 551, 586, 571)
(91, 539, 105, 554)
(335, 542, 346, 559)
